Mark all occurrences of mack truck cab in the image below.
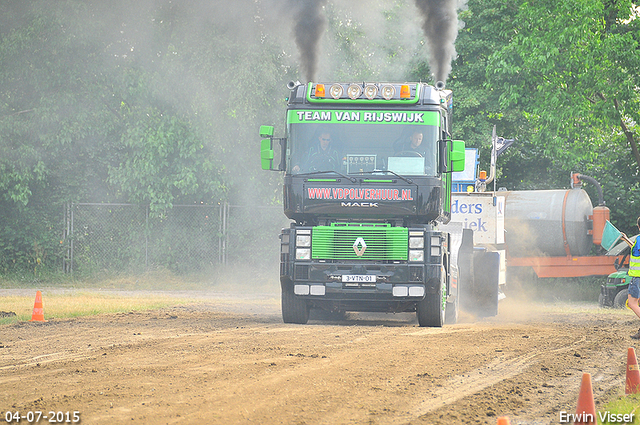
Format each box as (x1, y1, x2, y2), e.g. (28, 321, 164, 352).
(260, 81, 468, 327)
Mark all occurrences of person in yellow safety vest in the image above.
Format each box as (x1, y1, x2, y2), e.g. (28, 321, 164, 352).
(622, 217, 640, 339)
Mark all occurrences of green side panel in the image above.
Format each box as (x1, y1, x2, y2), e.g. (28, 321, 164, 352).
(444, 172, 451, 214)
(260, 138, 273, 170)
(450, 140, 466, 172)
(311, 223, 408, 261)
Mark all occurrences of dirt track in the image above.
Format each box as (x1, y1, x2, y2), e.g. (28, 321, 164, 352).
(1, 291, 639, 424)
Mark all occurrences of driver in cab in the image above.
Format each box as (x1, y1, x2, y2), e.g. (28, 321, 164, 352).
(292, 132, 340, 173)
(393, 129, 424, 156)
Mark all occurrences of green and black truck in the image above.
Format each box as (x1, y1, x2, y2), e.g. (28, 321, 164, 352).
(260, 81, 497, 326)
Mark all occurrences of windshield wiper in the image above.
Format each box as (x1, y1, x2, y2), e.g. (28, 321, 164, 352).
(354, 170, 414, 185)
(295, 170, 357, 183)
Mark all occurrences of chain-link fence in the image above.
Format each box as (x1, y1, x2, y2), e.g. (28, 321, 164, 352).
(0, 202, 67, 275)
(64, 202, 289, 276)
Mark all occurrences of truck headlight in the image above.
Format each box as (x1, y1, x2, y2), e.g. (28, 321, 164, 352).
(296, 235, 311, 247)
(296, 248, 311, 260)
(393, 286, 409, 297)
(364, 84, 378, 99)
(381, 85, 395, 100)
(409, 250, 424, 262)
(408, 286, 425, 297)
(347, 84, 362, 99)
(330, 84, 343, 99)
(409, 237, 424, 249)
(430, 246, 440, 257)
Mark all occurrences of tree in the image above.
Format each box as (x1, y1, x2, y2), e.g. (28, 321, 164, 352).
(0, 0, 294, 272)
(444, 0, 639, 230)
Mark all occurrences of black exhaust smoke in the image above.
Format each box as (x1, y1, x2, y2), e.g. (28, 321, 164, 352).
(414, 0, 460, 84)
(291, 0, 328, 82)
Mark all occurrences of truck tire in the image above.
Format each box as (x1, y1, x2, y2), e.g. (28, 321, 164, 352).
(281, 283, 310, 324)
(417, 277, 445, 327)
(614, 289, 629, 309)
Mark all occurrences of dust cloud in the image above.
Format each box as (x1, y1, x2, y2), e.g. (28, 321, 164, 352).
(3, 0, 468, 285)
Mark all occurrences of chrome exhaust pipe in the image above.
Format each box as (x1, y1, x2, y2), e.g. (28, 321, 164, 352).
(287, 80, 302, 90)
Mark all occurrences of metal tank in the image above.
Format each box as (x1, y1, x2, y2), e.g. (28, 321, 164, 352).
(503, 189, 593, 257)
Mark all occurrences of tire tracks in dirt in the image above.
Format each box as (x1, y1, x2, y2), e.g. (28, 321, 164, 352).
(415, 337, 588, 416)
(1, 298, 636, 425)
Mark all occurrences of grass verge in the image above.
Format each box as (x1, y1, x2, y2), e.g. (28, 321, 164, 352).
(597, 393, 640, 424)
(0, 265, 280, 293)
(0, 291, 194, 326)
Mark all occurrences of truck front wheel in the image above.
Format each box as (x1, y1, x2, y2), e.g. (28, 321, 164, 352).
(281, 283, 310, 324)
(416, 277, 445, 327)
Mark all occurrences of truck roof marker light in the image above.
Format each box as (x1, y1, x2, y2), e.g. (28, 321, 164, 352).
(347, 84, 362, 100)
(381, 85, 395, 100)
(400, 84, 410, 98)
(330, 84, 343, 99)
(315, 84, 325, 98)
(364, 84, 378, 100)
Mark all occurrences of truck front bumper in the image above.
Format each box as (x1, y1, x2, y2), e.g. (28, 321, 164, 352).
(281, 261, 443, 311)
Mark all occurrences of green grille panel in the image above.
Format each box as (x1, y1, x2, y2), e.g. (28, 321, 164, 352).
(311, 223, 408, 260)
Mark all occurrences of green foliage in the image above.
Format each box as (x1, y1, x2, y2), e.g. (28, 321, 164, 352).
(448, 0, 640, 230)
(0, 0, 639, 274)
(0, 202, 65, 274)
(0, 0, 292, 274)
(109, 109, 221, 216)
(598, 394, 640, 425)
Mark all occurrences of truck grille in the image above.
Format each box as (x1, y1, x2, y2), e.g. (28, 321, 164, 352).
(311, 223, 408, 261)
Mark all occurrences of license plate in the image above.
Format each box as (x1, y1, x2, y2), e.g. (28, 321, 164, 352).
(342, 275, 376, 283)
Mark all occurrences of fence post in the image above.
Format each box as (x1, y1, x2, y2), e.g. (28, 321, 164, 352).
(63, 203, 69, 273)
(145, 205, 149, 270)
(218, 203, 223, 264)
(70, 203, 74, 274)
(218, 201, 230, 265)
(225, 202, 230, 265)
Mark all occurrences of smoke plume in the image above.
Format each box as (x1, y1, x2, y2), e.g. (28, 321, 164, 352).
(291, 0, 328, 82)
(414, 0, 460, 83)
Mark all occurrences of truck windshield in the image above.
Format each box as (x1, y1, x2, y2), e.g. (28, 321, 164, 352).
(287, 111, 439, 177)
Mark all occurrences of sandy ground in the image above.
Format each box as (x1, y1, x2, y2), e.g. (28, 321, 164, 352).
(1, 290, 639, 425)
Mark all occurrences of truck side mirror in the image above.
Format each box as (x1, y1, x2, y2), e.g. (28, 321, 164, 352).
(259, 125, 274, 138)
(438, 139, 466, 173)
(261, 138, 274, 170)
(450, 140, 466, 172)
(259, 125, 275, 170)
(259, 125, 285, 171)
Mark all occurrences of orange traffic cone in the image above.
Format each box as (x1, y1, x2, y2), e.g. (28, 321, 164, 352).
(496, 417, 511, 425)
(29, 290, 46, 322)
(574, 372, 596, 425)
(626, 347, 640, 394)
